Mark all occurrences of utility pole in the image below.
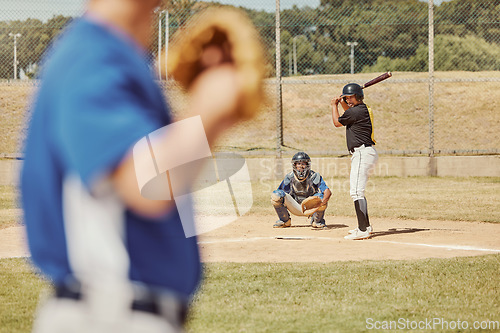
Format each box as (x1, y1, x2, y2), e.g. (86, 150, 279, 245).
(293, 36, 298, 75)
(157, 11, 163, 79)
(346, 41, 358, 74)
(9, 33, 22, 80)
(164, 10, 169, 81)
(157, 10, 168, 80)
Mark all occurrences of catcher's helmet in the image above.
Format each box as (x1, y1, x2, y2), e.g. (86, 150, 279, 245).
(341, 83, 364, 100)
(291, 152, 311, 181)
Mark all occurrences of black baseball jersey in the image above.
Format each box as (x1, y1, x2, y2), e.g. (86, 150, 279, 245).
(338, 103, 375, 152)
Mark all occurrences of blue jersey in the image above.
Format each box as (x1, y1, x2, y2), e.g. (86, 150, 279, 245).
(21, 17, 201, 300)
(277, 171, 329, 203)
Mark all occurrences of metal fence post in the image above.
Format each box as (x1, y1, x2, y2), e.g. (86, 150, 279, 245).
(158, 11, 162, 79)
(273, 0, 284, 179)
(164, 10, 169, 82)
(428, 0, 437, 175)
(275, 0, 283, 158)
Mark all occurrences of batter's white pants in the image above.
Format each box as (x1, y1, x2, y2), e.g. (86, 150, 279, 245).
(350, 145, 378, 201)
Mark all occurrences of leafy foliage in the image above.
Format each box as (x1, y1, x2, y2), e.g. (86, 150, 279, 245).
(366, 34, 500, 72)
(0, 16, 71, 79)
(0, 0, 499, 78)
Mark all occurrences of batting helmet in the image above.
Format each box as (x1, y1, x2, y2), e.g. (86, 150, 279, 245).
(291, 152, 311, 181)
(341, 83, 364, 101)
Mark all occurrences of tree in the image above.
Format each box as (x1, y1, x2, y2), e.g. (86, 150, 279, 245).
(0, 15, 72, 79)
(436, 0, 500, 44)
(244, 9, 275, 76)
(364, 34, 500, 72)
(160, 0, 198, 30)
(315, 0, 428, 73)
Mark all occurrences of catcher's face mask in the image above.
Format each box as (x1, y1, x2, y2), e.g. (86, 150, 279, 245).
(293, 161, 311, 181)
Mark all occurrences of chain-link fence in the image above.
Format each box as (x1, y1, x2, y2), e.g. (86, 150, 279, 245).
(1, 0, 499, 157)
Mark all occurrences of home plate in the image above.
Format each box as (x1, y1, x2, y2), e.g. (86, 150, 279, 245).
(275, 236, 312, 240)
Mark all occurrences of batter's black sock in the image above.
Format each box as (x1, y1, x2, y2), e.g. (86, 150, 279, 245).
(354, 199, 369, 232)
(359, 198, 370, 228)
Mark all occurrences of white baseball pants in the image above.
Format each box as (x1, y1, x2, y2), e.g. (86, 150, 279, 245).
(350, 145, 378, 201)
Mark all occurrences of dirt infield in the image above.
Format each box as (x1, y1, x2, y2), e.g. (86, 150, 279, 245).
(2, 210, 499, 261)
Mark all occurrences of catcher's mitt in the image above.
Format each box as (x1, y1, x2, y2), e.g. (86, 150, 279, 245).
(301, 196, 327, 216)
(164, 7, 266, 119)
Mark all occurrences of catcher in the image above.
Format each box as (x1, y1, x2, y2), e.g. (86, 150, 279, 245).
(271, 152, 332, 228)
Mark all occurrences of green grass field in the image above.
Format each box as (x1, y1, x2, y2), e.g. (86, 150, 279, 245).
(2, 176, 499, 231)
(249, 176, 500, 223)
(1, 256, 499, 333)
(187, 258, 500, 332)
(1, 176, 499, 332)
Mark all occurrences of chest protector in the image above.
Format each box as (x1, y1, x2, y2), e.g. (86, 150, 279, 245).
(284, 171, 321, 203)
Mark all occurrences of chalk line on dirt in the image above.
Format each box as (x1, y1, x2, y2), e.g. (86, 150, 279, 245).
(199, 236, 500, 253)
(372, 240, 500, 253)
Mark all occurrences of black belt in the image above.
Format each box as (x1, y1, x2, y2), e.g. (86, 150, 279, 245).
(55, 282, 187, 325)
(349, 144, 372, 154)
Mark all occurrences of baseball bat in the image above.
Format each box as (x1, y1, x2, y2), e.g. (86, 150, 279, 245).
(362, 72, 392, 89)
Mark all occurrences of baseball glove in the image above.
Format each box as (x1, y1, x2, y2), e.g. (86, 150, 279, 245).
(164, 7, 266, 119)
(301, 196, 327, 216)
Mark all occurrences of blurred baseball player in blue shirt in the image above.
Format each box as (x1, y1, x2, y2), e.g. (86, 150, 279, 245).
(21, 0, 247, 332)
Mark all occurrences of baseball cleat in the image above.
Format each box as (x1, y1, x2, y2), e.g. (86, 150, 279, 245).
(349, 225, 373, 234)
(273, 219, 291, 228)
(311, 219, 326, 229)
(344, 229, 371, 240)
